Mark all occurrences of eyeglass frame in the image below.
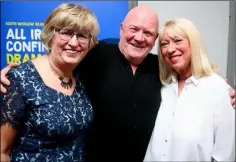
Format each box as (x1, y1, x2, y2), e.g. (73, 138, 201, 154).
(54, 28, 92, 45)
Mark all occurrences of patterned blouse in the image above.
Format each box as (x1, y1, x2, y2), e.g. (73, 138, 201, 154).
(0, 61, 93, 162)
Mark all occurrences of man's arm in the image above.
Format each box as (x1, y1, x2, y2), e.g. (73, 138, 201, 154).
(229, 87, 235, 108)
(0, 63, 20, 93)
(0, 62, 235, 108)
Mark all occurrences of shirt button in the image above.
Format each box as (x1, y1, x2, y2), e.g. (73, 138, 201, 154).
(133, 104, 137, 108)
(165, 140, 167, 142)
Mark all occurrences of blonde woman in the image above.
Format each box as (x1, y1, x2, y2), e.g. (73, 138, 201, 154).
(1, 3, 99, 162)
(144, 18, 235, 161)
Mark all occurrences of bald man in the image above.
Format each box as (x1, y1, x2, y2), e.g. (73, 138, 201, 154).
(81, 6, 161, 161)
(1, 5, 235, 162)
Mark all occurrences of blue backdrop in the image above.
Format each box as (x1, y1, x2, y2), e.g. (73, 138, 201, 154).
(1, 1, 128, 69)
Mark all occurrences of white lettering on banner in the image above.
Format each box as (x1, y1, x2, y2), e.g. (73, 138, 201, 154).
(17, 22, 34, 26)
(6, 28, 26, 40)
(4, 21, 45, 65)
(6, 41, 47, 52)
(31, 29, 41, 40)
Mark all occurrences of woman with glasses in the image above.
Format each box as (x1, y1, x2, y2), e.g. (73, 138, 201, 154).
(1, 3, 99, 162)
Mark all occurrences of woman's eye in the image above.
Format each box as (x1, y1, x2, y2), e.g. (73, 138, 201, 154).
(175, 39, 182, 43)
(60, 30, 72, 35)
(64, 32, 73, 36)
(160, 42, 168, 46)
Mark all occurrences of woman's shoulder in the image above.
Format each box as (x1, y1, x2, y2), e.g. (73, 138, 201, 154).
(8, 61, 33, 74)
(8, 61, 35, 80)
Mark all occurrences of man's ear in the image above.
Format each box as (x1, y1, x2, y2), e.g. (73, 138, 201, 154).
(119, 23, 124, 37)
(120, 23, 124, 30)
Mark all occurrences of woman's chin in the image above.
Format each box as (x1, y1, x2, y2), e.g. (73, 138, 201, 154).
(62, 59, 80, 66)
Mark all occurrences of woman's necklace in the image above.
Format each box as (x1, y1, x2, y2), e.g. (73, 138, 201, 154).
(58, 76, 73, 89)
(48, 57, 73, 89)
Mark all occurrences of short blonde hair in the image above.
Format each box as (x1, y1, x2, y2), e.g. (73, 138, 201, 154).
(41, 3, 99, 50)
(158, 18, 218, 85)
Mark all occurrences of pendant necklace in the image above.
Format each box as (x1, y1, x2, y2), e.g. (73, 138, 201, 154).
(58, 76, 73, 89)
(48, 58, 73, 89)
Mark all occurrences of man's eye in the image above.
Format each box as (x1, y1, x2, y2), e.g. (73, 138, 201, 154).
(129, 28, 137, 32)
(144, 32, 153, 37)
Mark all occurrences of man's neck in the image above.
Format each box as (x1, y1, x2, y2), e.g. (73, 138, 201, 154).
(118, 42, 146, 75)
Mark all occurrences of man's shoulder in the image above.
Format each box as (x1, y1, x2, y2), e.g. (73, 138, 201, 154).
(77, 41, 119, 73)
(148, 53, 158, 58)
(145, 53, 158, 64)
(97, 40, 118, 49)
(89, 41, 118, 53)
(141, 53, 160, 75)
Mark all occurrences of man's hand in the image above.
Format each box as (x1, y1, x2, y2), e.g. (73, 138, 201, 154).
(229, 87, 235, 109)
(0, 63, 20, 93)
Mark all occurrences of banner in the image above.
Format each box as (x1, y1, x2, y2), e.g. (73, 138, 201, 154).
(1, 1, 128, 69)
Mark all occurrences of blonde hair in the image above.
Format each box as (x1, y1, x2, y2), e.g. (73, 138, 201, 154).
(158, 18, 218, 85)
(41, 3, 99, 50)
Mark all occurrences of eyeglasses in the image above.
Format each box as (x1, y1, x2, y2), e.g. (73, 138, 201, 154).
(55, 29, 92, 44)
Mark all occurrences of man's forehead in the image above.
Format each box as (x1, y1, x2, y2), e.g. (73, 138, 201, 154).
(125, 20, 158, 33)
(126, 24, 156, 32)
(125, 14, 158, 27)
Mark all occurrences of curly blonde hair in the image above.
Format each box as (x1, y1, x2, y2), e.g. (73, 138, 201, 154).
(41, 3, 99, 51)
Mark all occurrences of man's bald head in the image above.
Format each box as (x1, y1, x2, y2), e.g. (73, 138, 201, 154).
(119, 6, 159, 66)
(123, 6, 159, 33)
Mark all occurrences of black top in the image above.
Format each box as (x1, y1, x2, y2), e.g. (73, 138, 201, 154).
(77, 42, 162, 161)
